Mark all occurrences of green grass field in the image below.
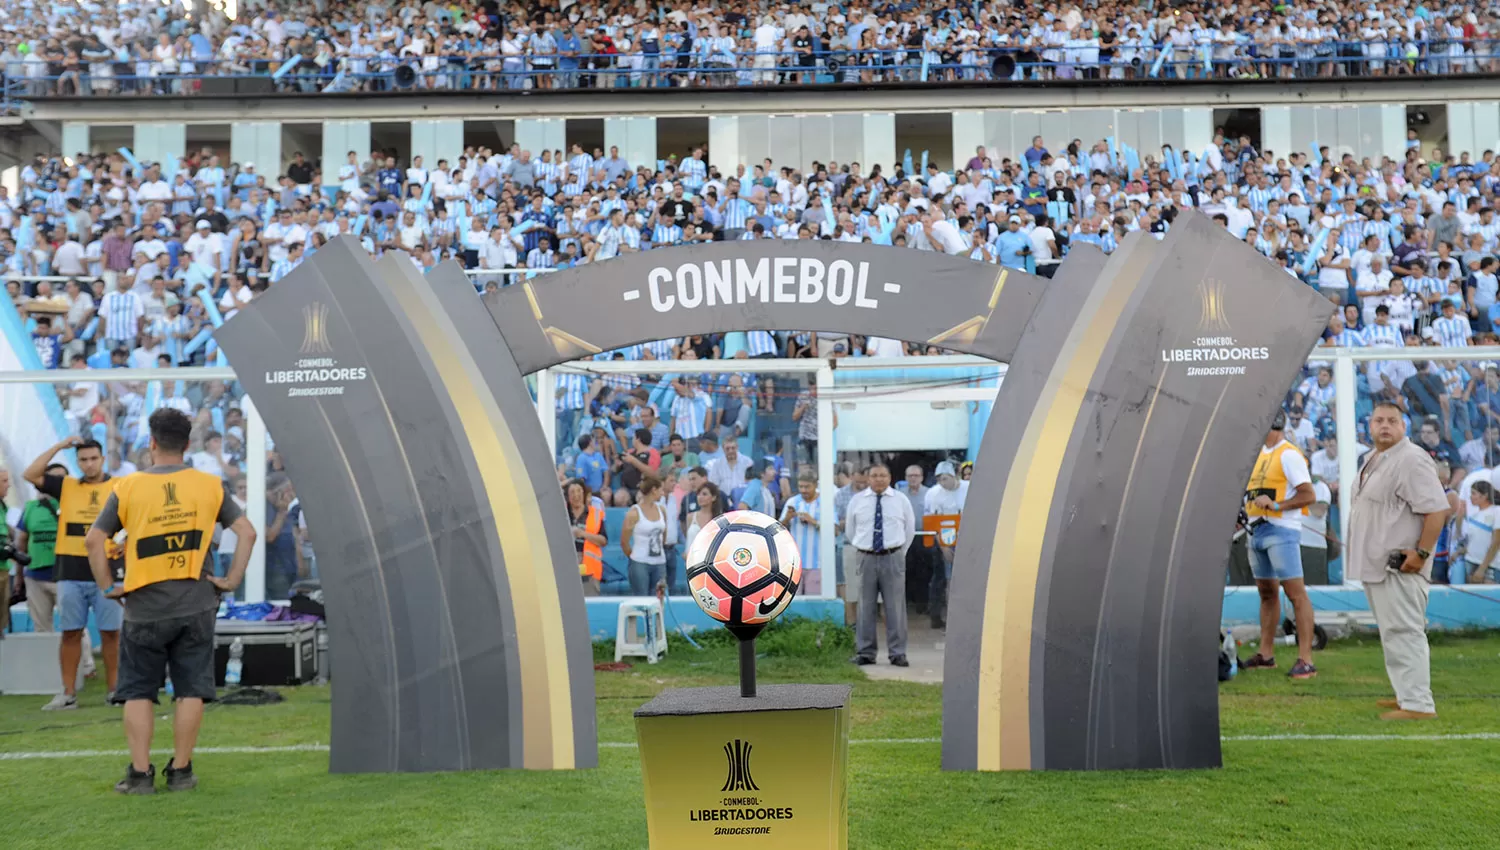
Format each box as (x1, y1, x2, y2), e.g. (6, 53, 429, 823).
(3, 625, 1499, 849)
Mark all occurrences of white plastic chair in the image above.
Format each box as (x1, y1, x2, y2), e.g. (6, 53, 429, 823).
(614, 596, 667, 664)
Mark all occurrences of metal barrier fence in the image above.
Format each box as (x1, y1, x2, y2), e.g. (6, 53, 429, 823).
(4, 41, 1497, 106)
(3, 345, 1493, 602)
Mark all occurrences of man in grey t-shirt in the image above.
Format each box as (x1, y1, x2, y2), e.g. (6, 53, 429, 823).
(87, 408, 256, 795)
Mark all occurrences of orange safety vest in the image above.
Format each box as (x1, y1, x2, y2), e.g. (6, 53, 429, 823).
(579, 504, 605, 581)
(1245, 440, 1311, 519)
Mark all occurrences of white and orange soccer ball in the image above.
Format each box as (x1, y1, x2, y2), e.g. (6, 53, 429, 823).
(685, 510, 802, 627)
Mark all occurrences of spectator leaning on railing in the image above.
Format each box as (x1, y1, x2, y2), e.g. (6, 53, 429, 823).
(2, 0, 1499, 96)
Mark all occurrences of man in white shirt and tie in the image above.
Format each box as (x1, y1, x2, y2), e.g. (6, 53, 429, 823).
(844, 464, 915, 667)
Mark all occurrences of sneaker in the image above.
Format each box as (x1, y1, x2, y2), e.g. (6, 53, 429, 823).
(850, 655, 875, 666)
(114, 764, 156, 795)
(106, 691, 117, 706)
(1381, 709, 1437, 721)
(1287, 659, 1318, 679)
(41, 694, 78, 711)
(889, 656, 910, 667)
(1241, 654, 1276, 670)
(164, 759, 198, 792)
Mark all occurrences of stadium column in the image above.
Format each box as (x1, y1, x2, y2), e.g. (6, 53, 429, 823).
(951, 111, 985, 174)
(1447, 103, 1500, 166)
(1260, 108, 1293, 165)
(708, 116, 740, 174)
(322, 120, 372, 183)
(60, 123, 89, 160)
(514, 119, 565, 159)
(1180, 108, 1213, 159)
(603, 118, 657, 173)
(411, 120, 464, 171)
(1372, 106, 1408, 161)
(133, 123, 186, 170)
(230, 122, 283, 179)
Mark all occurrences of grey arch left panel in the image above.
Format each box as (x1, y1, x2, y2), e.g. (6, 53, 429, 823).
(217, 238, 525, 772)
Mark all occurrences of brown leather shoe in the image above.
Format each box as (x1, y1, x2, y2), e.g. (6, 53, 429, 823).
(1376, 698, 1400, 709)
(1380, 709, 1437, 720)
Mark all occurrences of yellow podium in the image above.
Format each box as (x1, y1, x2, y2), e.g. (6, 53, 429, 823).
(635, 684, 851, 849)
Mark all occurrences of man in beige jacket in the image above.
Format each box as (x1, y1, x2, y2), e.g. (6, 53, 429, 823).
(1347, 402, 1451, 720)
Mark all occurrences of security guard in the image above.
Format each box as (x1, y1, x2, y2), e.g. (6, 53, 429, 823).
(1240, 411, 1319, 680)
(87, 409, 256, 795)
(23, 438, 123, 709)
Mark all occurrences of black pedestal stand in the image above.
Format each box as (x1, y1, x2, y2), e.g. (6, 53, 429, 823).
(726, 623, 765, 698)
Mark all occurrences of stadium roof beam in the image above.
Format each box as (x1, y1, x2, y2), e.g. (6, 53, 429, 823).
(21, 75, 1500, 125)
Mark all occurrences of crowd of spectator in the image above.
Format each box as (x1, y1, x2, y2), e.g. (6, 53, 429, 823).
(5, 0, 1500, 97)
(5, 124, 1500, 592)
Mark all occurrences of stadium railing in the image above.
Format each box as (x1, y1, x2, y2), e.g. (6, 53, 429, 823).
(3, 346, 1468, 603)
(3, 41, 1495, 108)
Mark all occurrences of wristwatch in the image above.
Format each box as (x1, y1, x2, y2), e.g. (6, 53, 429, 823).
(1415, 547, 1431, 560)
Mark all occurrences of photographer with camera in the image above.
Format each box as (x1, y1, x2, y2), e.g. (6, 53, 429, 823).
(1240, 412, 1320, 679)
(1348, 402, 1451, 720)
(11, 464, 69, 632)
(1, 466, 18, 633)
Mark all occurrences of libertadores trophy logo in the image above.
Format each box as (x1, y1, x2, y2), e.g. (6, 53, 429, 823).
(162, 482, 180, 508)
(300, 301, 334, 355)
(1197, 278, 1232, 332)
(721, 739, 759, 792)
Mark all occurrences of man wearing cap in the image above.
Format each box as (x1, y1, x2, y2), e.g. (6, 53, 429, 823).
(996, 214, 1032, 270)
(1241, 411, 1320, 679)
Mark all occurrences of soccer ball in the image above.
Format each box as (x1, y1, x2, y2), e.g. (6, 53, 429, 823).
(685, 510, 802, 627)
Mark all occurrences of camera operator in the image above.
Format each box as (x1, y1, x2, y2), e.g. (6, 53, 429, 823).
(1240, 412, 1320, 679)
(12, 463, 69, 632)
(1348, 401, 1451, 720)
(1, 466, 18, 633)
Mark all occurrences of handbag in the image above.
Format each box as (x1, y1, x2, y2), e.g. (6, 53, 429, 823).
(1324, 531, 1343, 561)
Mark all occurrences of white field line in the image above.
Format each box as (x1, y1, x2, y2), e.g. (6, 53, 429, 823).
(3, 733, 1499, 761)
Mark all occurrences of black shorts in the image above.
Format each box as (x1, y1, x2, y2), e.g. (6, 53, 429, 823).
(114, 610, 218, 704)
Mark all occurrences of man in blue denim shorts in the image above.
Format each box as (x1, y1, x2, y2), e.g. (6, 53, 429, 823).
(1241, 411, 1320, 680)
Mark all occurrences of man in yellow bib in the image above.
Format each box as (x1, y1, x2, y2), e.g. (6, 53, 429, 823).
(86, 409, 256, 795)
(1241, 410, 1319, 680)
(23, 437, 123, 710)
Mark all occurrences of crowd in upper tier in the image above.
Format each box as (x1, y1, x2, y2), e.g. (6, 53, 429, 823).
(3, 0, 1500, 96)
(5, 124, 1500, 462)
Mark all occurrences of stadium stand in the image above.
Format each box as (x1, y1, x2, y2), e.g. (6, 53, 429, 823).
(9, 133, 1499, 401)
(2, 1, 1500, 96)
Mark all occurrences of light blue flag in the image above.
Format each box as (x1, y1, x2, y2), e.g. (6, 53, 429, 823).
(272, 55, 302, 79)
(117, 147, 141, 172)
(1124, 144, 1140, 175)
(136, 381, 163, 449)
(1302, 226, 1331, 275)
(354, 214, 368, 235)
(420, 180, 434, 205)
(1149, 44, 1170, 78)
(1309, 141, 1322, 168)
(1163, 146, 1181, 181)
(920, 150, 930, 175)
(1106, 136, 1119, 172)
(903, 148, 915, 175)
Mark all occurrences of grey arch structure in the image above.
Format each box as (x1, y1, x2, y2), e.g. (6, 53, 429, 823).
(217, 212, 1331, 774)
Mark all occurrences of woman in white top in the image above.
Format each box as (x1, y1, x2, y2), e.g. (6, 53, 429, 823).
(623, 475, 669, 595)
(685, 481, 723, 559)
